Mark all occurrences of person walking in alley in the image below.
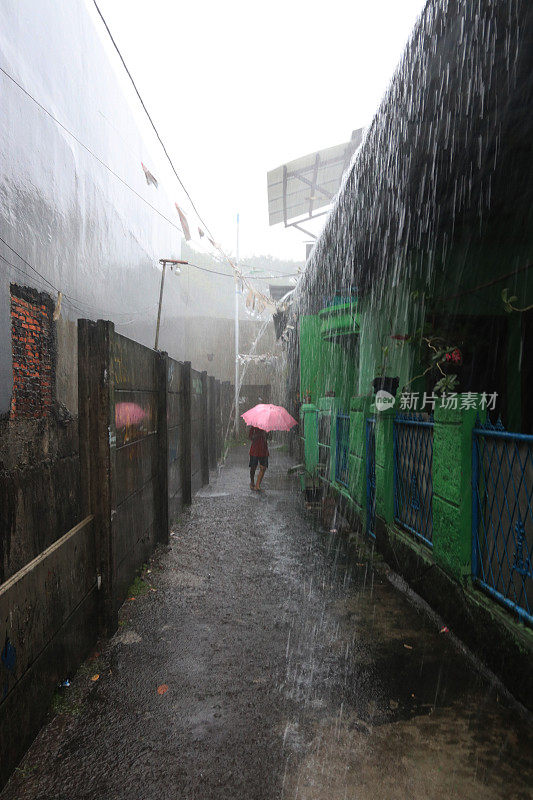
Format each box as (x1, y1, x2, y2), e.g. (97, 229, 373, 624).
(248, 426, 269, 490)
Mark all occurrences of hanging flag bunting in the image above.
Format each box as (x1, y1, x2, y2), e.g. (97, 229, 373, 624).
(237, 353, 279, 365)
(141, 162, 158, 188)
(175, 203, 191, 241)
(198, 227, 205, 238)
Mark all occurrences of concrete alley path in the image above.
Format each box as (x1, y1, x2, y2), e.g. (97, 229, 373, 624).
(3, 444, 532, 800)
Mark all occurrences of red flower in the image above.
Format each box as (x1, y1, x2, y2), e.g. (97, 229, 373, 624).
(444, 348, 462, 365)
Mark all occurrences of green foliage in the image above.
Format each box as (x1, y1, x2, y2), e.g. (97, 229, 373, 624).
(502, 287, 533, 313)
(434, 374, 459, 394)
(51, 687, 83, 716)
(127, 575, 149, 597)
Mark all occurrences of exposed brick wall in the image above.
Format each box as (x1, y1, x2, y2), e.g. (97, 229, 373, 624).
(10, 285, 55, 419)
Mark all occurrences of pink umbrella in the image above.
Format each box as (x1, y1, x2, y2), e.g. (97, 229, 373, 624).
(241, 403, 297, 432)
(115, 402, 148, 428)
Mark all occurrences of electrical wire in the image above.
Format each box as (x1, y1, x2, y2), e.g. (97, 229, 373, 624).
(0, 235, 290, 326)
(0, 66, 183, 238)
(2, 10, 298, 312)
(90, 2, 284, 309)
(0, 246, 157, 320)
(0, 63, 286, 307)
(92, 0, 215, 243)
(186, 261, 299, 280)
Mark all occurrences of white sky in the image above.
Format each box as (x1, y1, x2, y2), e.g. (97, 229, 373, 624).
(95, 0, 427, 264)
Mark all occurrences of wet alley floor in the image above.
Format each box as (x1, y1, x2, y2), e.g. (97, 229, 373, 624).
(4, 444, 533, 800)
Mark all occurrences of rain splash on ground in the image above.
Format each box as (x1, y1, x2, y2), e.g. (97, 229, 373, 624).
(3, 445, 532, 799)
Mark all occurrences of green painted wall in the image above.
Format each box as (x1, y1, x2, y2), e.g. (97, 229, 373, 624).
(299, 315, 357, 408)
(297, 230, 531, 624)
(357, 284, 421, 397)
(300, 404, 319, 477)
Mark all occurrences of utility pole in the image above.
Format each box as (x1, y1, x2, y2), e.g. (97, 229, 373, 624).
(234, 213, 240, 437)
(155, 259, 187, 350)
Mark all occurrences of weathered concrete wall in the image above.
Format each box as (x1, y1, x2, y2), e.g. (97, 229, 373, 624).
(0, 516, 97, 787)
(111, 334, 163, 606)
(167, 358, 185, 524)
(0, 319, 230, 790)
(0, 416, 80, 584)
(190, 370, 208, 494)
(0, 0, 183, 415)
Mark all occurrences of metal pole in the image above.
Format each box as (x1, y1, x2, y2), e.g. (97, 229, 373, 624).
(234, 213, 240, 437)
(155, 260, 167, 350)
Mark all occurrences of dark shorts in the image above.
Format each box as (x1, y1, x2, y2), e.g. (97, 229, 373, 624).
(249, 455, 268, 469)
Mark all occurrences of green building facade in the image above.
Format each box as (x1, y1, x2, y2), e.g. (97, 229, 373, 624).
(293, 0, 533, 705)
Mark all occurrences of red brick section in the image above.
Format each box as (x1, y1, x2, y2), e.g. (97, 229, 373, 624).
(10, 287, 54, 418)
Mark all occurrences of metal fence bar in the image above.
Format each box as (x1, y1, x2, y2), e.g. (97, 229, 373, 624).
(393, 414, 434, 546)
(472, 420, 533, 626)
(335, 413, 350, 488)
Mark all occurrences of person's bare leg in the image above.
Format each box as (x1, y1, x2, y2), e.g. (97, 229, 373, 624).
(250, 467, 256, 489)
(255, 465, 266, 490)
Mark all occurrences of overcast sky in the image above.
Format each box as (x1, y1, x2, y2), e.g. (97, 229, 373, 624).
(95, 0, 427, 264)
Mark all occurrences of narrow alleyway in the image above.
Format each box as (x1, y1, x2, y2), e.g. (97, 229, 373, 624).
(4, 445, 532, 800)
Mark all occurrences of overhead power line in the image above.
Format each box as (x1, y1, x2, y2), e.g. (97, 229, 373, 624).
(186, 262, 299, 280)
(92, 0, 215, 243)
(0, 63, 300, 288)
(0, 66, 184, 238)
(90, 1, 282, 310)
(1, 6, 295, 314)
(0, 234, 295, 323)
(0, 239, 156, 320)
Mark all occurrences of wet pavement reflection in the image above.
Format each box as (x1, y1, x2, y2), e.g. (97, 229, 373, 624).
(3, 445, 532, 799)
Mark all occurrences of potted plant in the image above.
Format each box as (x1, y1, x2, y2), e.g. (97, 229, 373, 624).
(372, 373, 400, 395)
(403, 332, 463, 394)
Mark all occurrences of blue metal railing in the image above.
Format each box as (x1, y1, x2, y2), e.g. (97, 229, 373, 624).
(393, 414, 434, 546)
(472, 418, 533, 626)
(335, 414, 350, 488)
(366, 417, 376, 539)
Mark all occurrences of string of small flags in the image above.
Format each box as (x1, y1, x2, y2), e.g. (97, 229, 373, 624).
(140, 161, 281, 313)
(237, 353, 280, 365)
